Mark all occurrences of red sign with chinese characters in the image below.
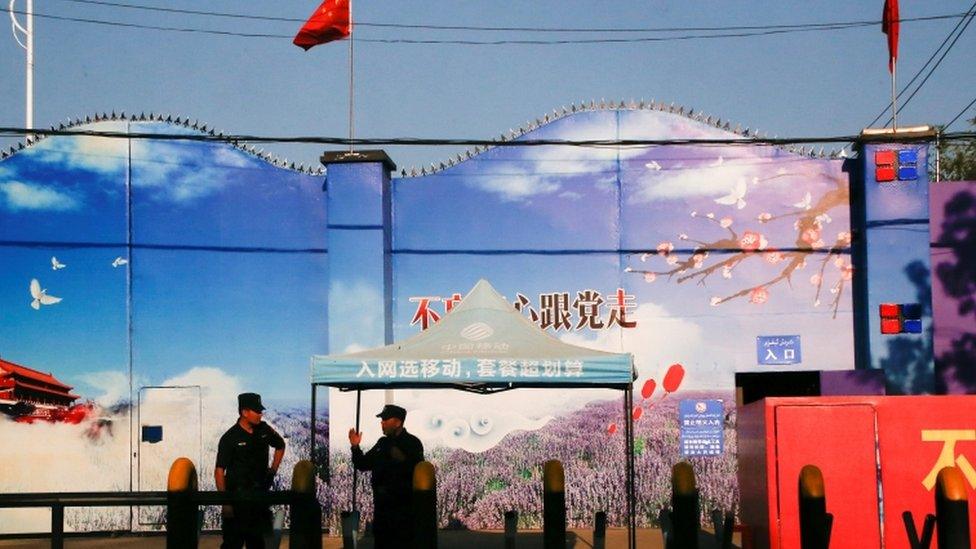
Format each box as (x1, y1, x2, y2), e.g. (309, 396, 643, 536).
(739, 396, 976, 549)
(409, 288, 638, 331)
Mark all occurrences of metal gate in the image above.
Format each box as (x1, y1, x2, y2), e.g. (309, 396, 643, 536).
(136, 385, 202, 527)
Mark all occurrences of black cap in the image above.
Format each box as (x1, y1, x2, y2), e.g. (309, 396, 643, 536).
(238, 392, 266, 412)
(376, 404, 406, 421)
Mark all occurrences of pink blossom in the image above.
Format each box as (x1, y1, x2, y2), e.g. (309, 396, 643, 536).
(643, 272, 657, 283)
(657, 241, 674, 255)
(740, 230, 767, 251)
(800, 227, 821, 245)
(722, 265, 733, 279)
(836, 231, 852, 245)
(841, 264, 854, 281)
(757, 212, 772, 223)
(810, 274, 822, 285)
(720, 217, 733, 228)
(764, 249, 785, 264)
(833, 257, 845, 268)
(749, 287, 769, 304)
(709, 296, 722, 306)
(666, 255, 679, 265)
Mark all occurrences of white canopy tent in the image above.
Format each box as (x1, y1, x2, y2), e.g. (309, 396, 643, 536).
(309, 279, 638, 546)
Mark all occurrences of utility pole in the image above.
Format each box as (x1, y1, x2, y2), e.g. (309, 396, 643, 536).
(9, 0, 34, 137)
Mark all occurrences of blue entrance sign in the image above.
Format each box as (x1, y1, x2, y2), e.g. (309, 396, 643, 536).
(756, 335, 802, 365)
(679, 399, 724, 457)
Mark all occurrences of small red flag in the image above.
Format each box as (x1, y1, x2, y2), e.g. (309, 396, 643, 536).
(882, 0, 899, 73)
(293, 0, 350, 51)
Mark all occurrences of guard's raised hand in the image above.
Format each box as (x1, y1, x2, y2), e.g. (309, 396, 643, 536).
(348, 428, 362, 447)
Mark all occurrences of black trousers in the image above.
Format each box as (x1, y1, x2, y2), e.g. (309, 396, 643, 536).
(373, 501, 413, 549)
(221, 505, 272, 549)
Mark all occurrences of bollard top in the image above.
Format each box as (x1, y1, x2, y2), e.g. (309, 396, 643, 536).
(543, 460, 565, 492)
(413, 461, 436, 491)
(292, 460, 317, 494)
(799, 465, 825, 498)
(167, 457, 198, 492)
(936, 466, 969, 502)
(672, 462, 696, 495)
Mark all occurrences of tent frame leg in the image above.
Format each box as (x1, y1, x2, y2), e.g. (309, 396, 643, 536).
(624, 387, 636, 549)
(352, 390, 362, 512)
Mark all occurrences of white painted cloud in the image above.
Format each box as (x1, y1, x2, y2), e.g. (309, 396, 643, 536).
(23, 121, 260, 205)
(329, 280, 384, 353)
(76, 370, 131, 407)
(464, 110, 744, 204)
(158, 366, 243, 429)
(130, 140, 257, 203)
(29, 121, 128, 174)
(0, 180, 80, 211)
(559, 302, 710, 387)
(627, 155, 762, 203)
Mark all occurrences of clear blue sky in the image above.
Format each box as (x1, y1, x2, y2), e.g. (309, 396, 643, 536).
(2, 1, 975, 171)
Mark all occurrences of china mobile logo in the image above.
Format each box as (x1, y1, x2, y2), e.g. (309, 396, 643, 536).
(409, 289, 638, 331)
(921, 429, 976, 490)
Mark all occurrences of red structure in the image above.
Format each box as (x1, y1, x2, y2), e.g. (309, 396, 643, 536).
(738, 396, 976, 549)
(0, 357, 79, 408)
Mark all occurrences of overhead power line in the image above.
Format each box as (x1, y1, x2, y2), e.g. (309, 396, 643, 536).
(945, 96, 976, 130)
(2, 126, 973, 147)
(9, 7, 973, 44)
(49, 0, 969, 33)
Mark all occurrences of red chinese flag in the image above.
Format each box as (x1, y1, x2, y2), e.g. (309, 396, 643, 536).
(882, 0, 899, 73)
(293, 0, 350, 51)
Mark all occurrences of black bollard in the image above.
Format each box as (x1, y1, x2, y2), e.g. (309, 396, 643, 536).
(340, 510, 360, 548)
(903, 510, 936, 549)
(504, 510, 518, 549)
(543, 460, 566, 549)
(593, 511, 607, 549)
(670, 462, 699, 549)
(711, 509, 735, 549)
(935, 466, 971, 549)
(290, 460, 322, 549)
(798, 465, 832, 549)
(166, 457, 199, 549)
(412, 461, 438, 549)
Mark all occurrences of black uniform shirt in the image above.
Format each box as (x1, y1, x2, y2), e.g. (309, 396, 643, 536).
(352, 428, 424, 506)
(215, 421, 285, 491)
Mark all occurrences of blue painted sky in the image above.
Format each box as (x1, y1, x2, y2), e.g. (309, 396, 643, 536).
(2, 1, 975, 172)
(0, 125, 327, 402)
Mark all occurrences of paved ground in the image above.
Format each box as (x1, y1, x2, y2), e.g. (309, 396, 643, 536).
(0, 528, 743, 548)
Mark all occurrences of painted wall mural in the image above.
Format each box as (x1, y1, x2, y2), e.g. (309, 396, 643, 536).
(1, 106, 862, 532)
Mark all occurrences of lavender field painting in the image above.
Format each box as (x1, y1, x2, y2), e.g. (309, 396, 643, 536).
(318, 392, 736, 532)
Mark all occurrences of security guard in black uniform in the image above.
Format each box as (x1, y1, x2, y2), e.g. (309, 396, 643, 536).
(349, 404, 425, 549)
(215, 392, 286, 549)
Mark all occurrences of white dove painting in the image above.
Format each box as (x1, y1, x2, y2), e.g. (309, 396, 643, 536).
(111, 257, 128, 268)
(714, 178, 747, 210)
(793, 191, 813, 210)
(51, 257, 67, 270)
(29, 278, 62, 310)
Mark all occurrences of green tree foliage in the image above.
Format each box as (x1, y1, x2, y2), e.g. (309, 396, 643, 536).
(939, 118, 976, 181)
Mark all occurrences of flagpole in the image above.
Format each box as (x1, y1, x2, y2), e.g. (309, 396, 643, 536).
(348, 0, 354, 153)
(891, 62, 897, 130)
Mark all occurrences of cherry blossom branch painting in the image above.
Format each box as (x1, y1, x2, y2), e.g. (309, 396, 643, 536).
(627, 171, 852, 317)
